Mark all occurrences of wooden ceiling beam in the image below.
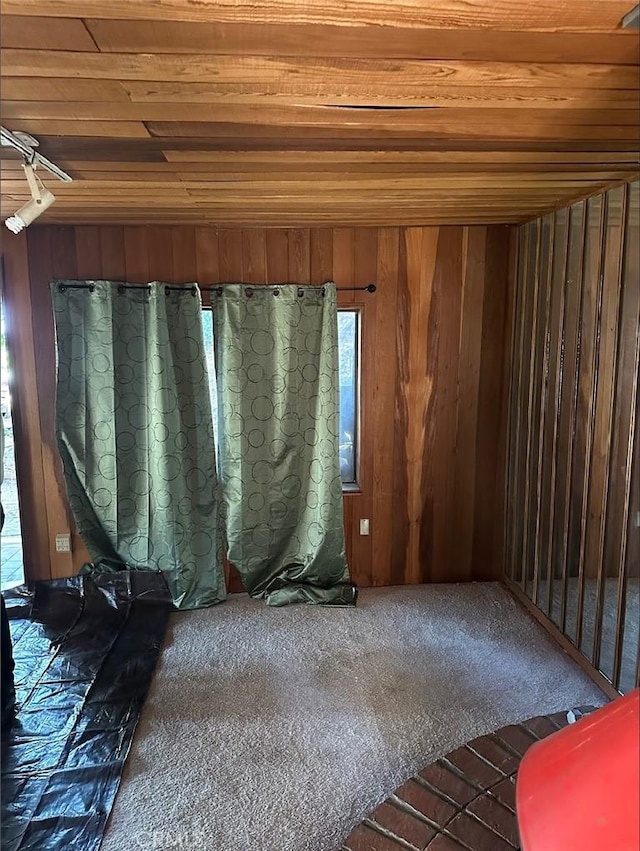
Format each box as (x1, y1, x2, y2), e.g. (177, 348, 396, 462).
(1, 78, 132, 102)
(4, 119, 151, 138)
(36, 167, 640, 180)
(4, 168, 634, 183)
(4, 99, 637, 148)
(0, 1, 633, 32)
(4, 78, 638, 110)
(2, 202, 544, 212)
(0, 188, 625, 206)
(7, 118, 637, 144)
(1, 220, 535, 230)
(8, 136, 639, 158)
(81, 19, 640, 65)
(161, 150, 640, 164)
(0, 194, 558, 206)
(0, 15, 99, 51)
(3, 50, 637, 90)
(120, 85, 640, 110)
(4, 102, 639, 127)
(1, 176, 631, 192)
(5, 17, 636, 65)
(147, 122, 640, 142)
(4, 150, 635, 168)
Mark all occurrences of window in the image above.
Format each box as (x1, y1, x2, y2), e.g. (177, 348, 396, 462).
(201, 306, 359, 487)
(201, 309, 218, 454)
(337, 310, 359, 486)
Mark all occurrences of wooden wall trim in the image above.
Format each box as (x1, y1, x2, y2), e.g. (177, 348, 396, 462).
(474, 225, 512, 580)
(497, 226, 519, 584)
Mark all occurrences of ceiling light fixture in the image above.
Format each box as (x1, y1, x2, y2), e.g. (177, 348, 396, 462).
(1, 126, 72, 183)
(5, 163, 56, 233)
(621, 4, 639, 27)
(1, 126, 73, 233)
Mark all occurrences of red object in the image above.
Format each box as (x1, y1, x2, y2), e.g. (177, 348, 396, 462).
(516, 689, 640, 851)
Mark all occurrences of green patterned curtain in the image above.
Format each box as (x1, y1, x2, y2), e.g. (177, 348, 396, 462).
(52, 281, 226, 611)
(213, 283, 355, 606)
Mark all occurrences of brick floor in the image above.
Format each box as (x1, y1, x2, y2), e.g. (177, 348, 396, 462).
(341, 708, 596, 851)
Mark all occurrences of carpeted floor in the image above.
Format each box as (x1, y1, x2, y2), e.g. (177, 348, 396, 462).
(100, 583, 606, 851)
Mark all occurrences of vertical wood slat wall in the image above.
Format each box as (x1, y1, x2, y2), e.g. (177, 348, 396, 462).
(505, 181, 640, 694)
(2, 224, 513, 591)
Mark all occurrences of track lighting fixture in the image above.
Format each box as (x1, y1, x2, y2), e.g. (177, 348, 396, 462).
(1, 126, 73, 234)
(620, 3, 639, 27)
(1, 127, 72, 183)
(4, 163, 55, 233)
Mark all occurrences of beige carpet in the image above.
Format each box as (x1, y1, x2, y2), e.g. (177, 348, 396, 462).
(100, 582, 606, 851)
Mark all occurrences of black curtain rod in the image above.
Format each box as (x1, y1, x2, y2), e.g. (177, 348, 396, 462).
(55, 282, 197, 295)
(55, 282, 152, 293)
(202, 283, 376, 293)
(55, 282, 376, 294)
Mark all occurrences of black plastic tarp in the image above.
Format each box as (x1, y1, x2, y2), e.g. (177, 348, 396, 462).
(1, 571, 172, 851)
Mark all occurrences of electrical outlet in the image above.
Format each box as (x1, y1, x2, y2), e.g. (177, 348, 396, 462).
(55, 533, 72, 553)
(359, 519, 370, 536)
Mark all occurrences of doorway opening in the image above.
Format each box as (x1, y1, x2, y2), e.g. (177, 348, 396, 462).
(1, 292, 24, 590)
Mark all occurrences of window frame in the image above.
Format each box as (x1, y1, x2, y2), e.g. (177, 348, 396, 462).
(337, 306, 361, 492)
(201, 297, 362, 493)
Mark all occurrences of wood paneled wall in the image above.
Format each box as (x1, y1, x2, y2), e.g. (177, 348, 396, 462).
(505, 181, 639, 693)
(2, 223, 513, 589)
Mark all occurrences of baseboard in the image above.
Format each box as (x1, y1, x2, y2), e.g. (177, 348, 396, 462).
(504, 577, 619, 702)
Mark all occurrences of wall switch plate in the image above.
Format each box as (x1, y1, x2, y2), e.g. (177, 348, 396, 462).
(359, 519, 370, 536)
(55, 533, 72, 553)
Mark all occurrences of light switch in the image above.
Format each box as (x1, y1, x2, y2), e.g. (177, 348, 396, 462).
(359, 519, 370, 536)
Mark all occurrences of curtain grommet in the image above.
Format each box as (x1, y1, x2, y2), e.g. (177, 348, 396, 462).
(273, 288, 280, 297)
(245, 287, 253, 298)
(58, 284, 67, 293)
(297, 288, 304, 298)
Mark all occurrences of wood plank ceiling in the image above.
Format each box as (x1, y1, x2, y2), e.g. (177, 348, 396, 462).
(1, 1, 639, 226)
